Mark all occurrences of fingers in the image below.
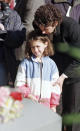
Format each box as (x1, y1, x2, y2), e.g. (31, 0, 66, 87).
(28, 94, 38, 102)
(0, 23, 5, 30)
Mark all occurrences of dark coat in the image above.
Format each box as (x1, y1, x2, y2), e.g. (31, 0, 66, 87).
(53, 17, 80, 131)
(52, 16, 80, 77)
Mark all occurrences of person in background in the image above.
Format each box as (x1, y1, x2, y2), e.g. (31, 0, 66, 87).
(45, 0, 80, 23)
(32, 4, 80, 131)
(15, 31, 62, 112)
(15, 0, 45, 33)
(14, 0, 46, 65)
(0, 0, 26, 86)
(44, 0, 80, 117)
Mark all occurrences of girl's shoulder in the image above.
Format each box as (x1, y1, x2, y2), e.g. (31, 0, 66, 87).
(44, 56, 59, 72)
(44, 56, 57, 66)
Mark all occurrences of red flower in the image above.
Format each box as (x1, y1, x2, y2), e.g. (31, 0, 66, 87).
(10, 92, 23, 101)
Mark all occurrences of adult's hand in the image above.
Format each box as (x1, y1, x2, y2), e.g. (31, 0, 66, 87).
(53, 74, 68, 92)
(0, 23, 5, 30)
(28, 94, 38, 102)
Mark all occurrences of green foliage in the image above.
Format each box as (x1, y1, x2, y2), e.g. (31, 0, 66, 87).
(63, 113, 80, 125)
(57, 42, 80, 59)
(56, 42, 69, 53)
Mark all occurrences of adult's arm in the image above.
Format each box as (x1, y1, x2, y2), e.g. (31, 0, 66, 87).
(4, 10, 26, 48)
(59, 17, 80, 78)
(5, 28, 26, 48)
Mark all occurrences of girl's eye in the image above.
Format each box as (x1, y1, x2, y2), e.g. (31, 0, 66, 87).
(31, 46, 40, 49)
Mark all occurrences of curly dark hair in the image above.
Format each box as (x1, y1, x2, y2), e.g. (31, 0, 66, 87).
(33, 4, 62, 30)
(25, 30, 54, 58)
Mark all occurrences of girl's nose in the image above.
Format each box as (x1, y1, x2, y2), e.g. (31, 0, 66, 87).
(34, 47, 38, 52)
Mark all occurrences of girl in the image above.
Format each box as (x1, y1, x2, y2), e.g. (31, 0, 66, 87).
(15, 31, 61, 112)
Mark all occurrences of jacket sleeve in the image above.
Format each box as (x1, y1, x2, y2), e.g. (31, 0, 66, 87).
(64, 59, 80, 78)
(50, 84, 61, 108)
(54, 17, 80, 78)
(50, 62, 61, 107)
(60, 17, 80, 77)
(5, 28, 26, 48)
(15, 62, 26, 87)
(15, 61, 31, 97)
(60, 17, 80, 48)
(4, 10, 26, 48)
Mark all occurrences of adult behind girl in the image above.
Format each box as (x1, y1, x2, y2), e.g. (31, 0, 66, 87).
(32, 4, 80, 131)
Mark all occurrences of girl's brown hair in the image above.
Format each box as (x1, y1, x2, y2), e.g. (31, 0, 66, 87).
(25, 31, 54, 59)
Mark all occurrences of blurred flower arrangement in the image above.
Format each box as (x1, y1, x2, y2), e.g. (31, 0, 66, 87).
(0, 87, 23, 123)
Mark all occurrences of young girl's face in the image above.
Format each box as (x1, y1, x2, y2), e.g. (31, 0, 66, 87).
(31, 40, 47, 58)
